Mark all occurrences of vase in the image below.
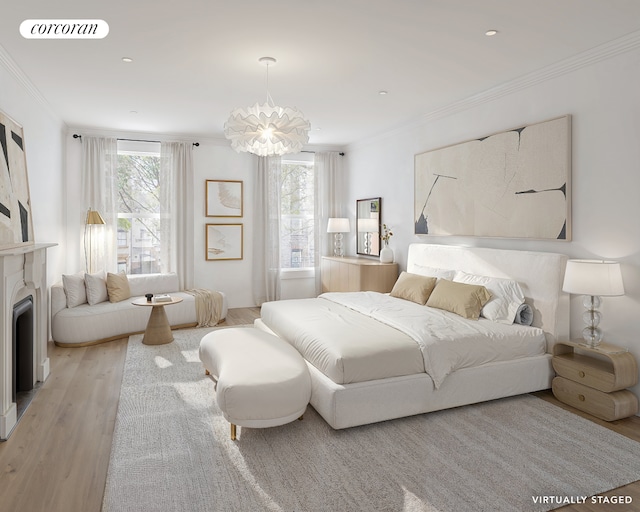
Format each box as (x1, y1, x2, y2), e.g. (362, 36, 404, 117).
(380, 244, 394, 263)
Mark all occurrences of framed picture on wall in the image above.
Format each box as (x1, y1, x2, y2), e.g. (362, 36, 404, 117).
(206, 223, 243, 261)
(0, 110, 35, 249)
(206, 179, 243, 217)
(414, 115, 571, 240)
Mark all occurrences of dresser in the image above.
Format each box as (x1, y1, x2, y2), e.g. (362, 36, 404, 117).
(552, 340, 638, 421)
(321, 256, 399, 293)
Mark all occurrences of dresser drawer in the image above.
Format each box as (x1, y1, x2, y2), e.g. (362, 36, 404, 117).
(552, 377, 638, 421)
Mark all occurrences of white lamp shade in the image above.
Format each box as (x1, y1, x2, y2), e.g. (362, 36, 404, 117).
(357, 218, 379, 233)
(562, 259, 625, 296)
(327, 218, 350, 233)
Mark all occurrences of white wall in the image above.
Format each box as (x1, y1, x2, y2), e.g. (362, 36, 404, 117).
(192, 141, 255, 308)
(0, 49, 66, 285)
(345, 46, 640, 400)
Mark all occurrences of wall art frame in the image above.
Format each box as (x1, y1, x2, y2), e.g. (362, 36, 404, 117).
(414, 115, 571, 240)
(0, 110, 35, 249)
(206, 223, 243, 261)
(206, 179, 243, 217)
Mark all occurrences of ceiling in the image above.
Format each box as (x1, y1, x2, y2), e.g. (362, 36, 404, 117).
(2, 0, 640, 147)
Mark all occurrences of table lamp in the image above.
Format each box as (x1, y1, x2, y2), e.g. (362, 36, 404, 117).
(327, 218, 350, 257)
(562, 259, 625, 347)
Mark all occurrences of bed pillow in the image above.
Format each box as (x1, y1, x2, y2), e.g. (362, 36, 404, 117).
(410, 264, 455, 281)
(62, 272, 87, 308)
(514, 303, 534, 326)
(453, 271, 525, 324)
(85, 270, 109, 305)
(426, 279, 491, 320)
(107, 271, 131, 303)
(390, 272, 437, 305)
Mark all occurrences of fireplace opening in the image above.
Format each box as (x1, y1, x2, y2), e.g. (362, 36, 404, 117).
(12, 296, 36, 419)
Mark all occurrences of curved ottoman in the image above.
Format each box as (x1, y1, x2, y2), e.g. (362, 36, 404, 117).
(199, 328, 311, 440)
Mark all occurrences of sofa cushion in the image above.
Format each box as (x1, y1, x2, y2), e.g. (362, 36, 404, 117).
(107, 271, 131, 303)
(85, 270, 109, 305)
(128, 273, 180, 296)
(62, 272, 87, 308)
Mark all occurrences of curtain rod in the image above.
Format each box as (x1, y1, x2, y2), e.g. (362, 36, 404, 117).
(301, 150, 345, 156)
(72, 134, 199, 146)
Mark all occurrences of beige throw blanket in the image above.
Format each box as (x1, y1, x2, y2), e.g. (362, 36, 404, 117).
(185, 289, 223, 327)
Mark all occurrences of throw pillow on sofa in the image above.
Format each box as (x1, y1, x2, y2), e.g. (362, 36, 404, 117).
(85, 270, 109, 305)
(107, 271, 131, 303)
(62, 272, 87, 308)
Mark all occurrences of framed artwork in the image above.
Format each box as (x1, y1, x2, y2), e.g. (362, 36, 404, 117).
(206, 179, 243, 217)
(414, 115, 571, 240)
(206, 223, 243, 261)
(0, 111, 35, 249)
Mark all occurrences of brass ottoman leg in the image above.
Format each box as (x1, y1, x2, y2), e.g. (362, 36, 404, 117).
(230, 423, 237, 441)
(298, 415, 304, 421)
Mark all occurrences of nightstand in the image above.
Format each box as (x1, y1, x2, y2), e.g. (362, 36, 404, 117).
(552, 340, 638, 421)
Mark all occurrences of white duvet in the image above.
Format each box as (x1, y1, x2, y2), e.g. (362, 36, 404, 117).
(320, 291, 547, 389)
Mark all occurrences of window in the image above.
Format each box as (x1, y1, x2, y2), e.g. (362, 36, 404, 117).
(280, 155, 315, 270)
(116, 141, 162, 275)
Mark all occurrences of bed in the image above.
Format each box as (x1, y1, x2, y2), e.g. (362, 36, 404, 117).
(255, 243, 569, 429)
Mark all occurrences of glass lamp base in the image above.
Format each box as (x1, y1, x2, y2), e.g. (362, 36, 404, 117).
(582, 295, 603, 347)
(333, 233, 344, 257)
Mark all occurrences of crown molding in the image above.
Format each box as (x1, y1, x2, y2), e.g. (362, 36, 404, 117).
(349, 29, 640, 152)
(0, 43, 63, 125)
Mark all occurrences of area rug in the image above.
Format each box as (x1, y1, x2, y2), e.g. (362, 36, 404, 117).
(102, 327, 640, 512)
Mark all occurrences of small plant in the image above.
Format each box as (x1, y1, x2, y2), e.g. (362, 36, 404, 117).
(381, 224, 393, 245)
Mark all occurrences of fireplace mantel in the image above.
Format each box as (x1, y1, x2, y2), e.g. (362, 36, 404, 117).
(0, 243, 56, 439)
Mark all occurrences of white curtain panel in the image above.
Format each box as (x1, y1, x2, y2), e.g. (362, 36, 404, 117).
(160, 142, 194, 290)
(81, 136, 118, 273)
(253, 156, 282, 305)
(314, 152, 345, 294)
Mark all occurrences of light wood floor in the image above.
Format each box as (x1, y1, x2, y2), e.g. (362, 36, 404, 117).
(0, 307, 637, 512)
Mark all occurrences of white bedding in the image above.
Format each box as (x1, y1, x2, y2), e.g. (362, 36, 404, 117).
(261, 291, 547, 389)
(321, 292, 547, 388)
(260, 298, 424, 384)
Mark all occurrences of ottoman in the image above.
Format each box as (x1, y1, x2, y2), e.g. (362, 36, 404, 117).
(199, 327, 311, 440)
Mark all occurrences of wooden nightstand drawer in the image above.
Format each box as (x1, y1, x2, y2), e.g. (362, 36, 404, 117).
(552, 353, 626, 392)
(552, 377, 639, 421)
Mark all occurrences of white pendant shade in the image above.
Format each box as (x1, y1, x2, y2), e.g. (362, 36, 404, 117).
(223, 57, 311, 157)
(224, 102, 310, 157)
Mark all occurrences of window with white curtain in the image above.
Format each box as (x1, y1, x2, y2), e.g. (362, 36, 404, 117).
(280, 154, 315, 271)
(116, 141, 162, 274)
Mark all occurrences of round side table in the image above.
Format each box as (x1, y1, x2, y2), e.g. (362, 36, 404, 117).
(132, 297, 183, 345)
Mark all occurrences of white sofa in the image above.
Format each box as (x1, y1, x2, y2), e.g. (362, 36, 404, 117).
(51, 273, 227, 347)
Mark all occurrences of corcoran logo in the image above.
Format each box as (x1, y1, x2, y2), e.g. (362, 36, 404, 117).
(20, 19, 109, 39)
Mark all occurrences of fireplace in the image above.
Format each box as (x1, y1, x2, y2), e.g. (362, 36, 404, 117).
(0, 243, 54, 440)
(13, 296, 34, 407)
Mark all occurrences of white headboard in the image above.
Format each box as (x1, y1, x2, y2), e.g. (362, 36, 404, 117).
(407, 244, 569, 351)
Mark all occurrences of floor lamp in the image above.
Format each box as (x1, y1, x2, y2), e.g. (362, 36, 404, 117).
(84, 208, 105, 273)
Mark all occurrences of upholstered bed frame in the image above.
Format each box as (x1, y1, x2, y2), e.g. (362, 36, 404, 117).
(256, 243, 569, 429)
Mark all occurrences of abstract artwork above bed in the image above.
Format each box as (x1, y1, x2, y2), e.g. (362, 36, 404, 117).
(0, 110, 34, 249)
(414, 115, 571, 240)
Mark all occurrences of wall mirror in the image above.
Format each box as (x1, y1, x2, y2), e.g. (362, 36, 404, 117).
(356, 197, 381, 256)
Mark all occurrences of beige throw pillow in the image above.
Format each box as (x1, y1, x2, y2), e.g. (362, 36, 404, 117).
(426, 279, 491, 320)
(390, 272, 437, 305)
(106, 271, 131, 303)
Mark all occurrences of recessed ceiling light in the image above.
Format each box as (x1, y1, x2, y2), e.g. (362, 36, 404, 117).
(485, 30, 498, 36)
(379, 90, 388, 95)
(122, 57, 133, 63)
